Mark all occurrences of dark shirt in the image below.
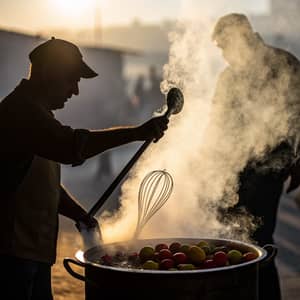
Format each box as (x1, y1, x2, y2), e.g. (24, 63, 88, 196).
(0, 79, 89, 192)
(237, 141, 296, 244)
(213, 41, 300, 245)
(0, 79, 89, 263)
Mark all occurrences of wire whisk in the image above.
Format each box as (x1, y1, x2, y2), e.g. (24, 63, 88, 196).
(133, 170, 174, 239)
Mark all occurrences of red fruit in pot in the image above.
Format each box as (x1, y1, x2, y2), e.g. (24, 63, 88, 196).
(159, 249, 173, 260)
(213, 251, 228, 267)
(173, 252, 187, 264)
(169, 242, 182, 253)
(128, 252, 138, 261)
(101, 254, 113, 265)
(203, 259, 217, 269)
(155, 243, 169, 252)
(243, 252, 258, 262)
(160, 258, 175, 270)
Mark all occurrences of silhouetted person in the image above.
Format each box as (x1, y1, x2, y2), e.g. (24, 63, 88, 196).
(132, 67, 165, 123)
(0, 37, 168, 300)
(127, 73, 147, 124)
(211, 14, 300, 300)
(146, 65, 164, 113)
(148, 65, 161, 95)
(133, 74, 146, 109)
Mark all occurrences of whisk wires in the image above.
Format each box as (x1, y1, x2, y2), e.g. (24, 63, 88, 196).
(134, 170, 173, 238)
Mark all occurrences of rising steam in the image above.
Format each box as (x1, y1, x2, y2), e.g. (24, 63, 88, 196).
(99, 13, 300, 244)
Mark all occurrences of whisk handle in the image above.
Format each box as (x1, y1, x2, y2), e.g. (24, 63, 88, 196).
(88, 139, 152, 217)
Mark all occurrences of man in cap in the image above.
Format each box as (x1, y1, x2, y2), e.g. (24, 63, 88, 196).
(0, 37, 168, 299)
(210, 13, 300, 300)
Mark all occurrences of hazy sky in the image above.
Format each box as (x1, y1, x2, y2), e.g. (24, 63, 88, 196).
(0, 0, 270, 33)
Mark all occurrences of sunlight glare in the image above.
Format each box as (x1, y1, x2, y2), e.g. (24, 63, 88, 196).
(52, 0, 95, 17)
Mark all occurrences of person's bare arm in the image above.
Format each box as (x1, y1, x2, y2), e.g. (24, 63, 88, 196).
(82, 116, 168, 159)
(17, 104, 169, 165)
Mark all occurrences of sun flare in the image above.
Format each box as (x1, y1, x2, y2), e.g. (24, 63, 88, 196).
(52, 0, 95, 17)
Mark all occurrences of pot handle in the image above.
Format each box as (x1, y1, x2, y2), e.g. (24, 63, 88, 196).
(63, 257, 86, 282)
(259, 244, 278, 268)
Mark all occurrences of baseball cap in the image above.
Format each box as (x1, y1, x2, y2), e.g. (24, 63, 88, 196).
(29, 37, 98, 78)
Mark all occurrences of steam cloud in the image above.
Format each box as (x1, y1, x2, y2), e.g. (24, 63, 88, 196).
(99, 13, 300, 245)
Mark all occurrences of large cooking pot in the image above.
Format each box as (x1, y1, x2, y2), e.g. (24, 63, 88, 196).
(63, 237, 276, 300)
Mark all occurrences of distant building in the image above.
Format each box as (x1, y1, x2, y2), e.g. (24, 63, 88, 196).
(0, 29, 139, 129)
(56, 45, 139, 129)
(251, 0, 300, 56)
(0, 29, 42, 98)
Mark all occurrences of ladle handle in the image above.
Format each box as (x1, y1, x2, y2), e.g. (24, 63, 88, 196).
(87, 88, 183, 217)
(88, 139, 152, 217)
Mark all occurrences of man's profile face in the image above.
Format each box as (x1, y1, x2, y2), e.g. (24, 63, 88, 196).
(215, 28, 253, 68)
(45, 70, 81, 110)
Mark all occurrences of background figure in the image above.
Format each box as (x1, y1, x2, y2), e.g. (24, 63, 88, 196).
(133, 74, 146, 108)
(130, 74, 146, 122)
(132, 65, 165, 123)
(146, 65, 165, 114)
(209, 13, 300, 300)
(94, 78, 133, 179)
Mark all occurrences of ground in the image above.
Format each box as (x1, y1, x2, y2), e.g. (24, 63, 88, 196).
(53, 221, 84, 300)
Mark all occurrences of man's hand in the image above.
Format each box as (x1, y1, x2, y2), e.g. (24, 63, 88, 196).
(137, 116, 169, 143)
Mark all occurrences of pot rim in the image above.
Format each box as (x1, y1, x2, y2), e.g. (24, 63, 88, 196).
(75, 237, 267, 274)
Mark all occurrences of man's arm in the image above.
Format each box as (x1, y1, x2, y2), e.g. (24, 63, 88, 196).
(58, 184, 98, 228)
(82, 117, 168, 159)
(17, 104, 168, 165)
